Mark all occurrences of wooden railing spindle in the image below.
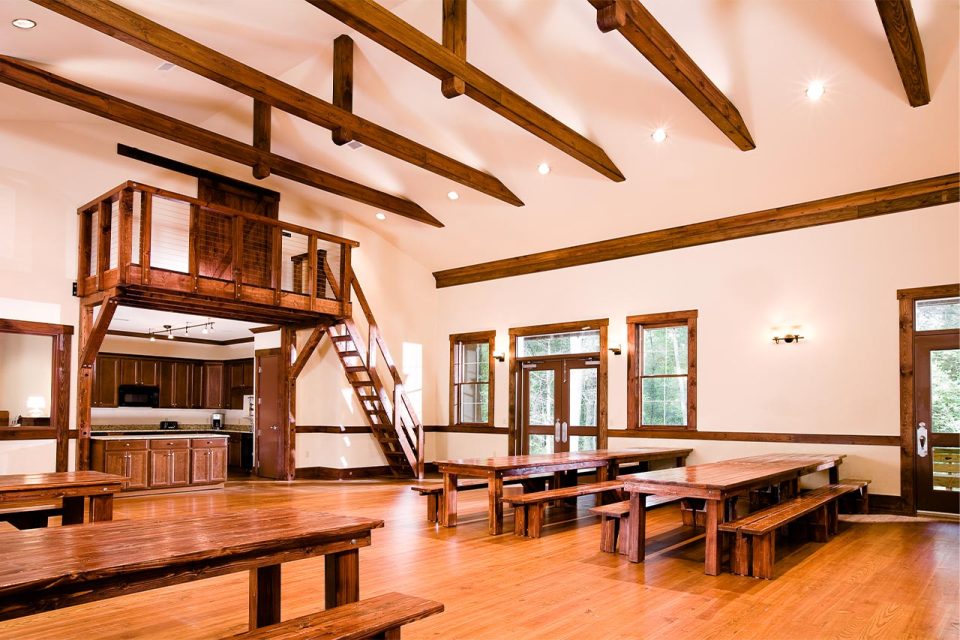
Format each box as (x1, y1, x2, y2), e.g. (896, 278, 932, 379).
(140, 192, 152, 285)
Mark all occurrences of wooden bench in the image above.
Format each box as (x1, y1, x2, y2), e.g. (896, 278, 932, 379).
(502, 480, 624, 538)
(588, 495, 681, 553)
(0, 503, 63, 530)
(719, 480, 871, 579)
(411, 480, 489, 523)
(233, 592, 444, 639)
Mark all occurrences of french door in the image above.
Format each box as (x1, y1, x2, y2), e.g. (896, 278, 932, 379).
(915, 333, 960, 514)
(519, 356, 599, 454)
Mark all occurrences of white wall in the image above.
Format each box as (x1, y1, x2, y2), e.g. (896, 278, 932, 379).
(432, 204, 960, 496)
(0, 332, 53, 421)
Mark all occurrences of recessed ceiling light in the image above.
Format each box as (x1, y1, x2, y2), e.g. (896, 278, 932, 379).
(447, 191, 460, 201)
(11, 18, 37, 29)
(537, 162, 550, 176)
(651, 128, 668, 143)
(375, 212, 386, 221)
(805, 81, 825, 101)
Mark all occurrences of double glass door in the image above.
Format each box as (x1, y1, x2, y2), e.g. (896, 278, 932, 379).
(519, 357, 599, 455)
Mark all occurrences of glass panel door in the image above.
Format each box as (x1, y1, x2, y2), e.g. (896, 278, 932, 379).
(566, 357, 599, 452)
(520, 362, 562, 455)
(916, 333, 960, 513)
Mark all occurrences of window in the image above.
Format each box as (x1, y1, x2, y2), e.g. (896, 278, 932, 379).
(450, 331, 495, 426)
(627, 310, 697, 430)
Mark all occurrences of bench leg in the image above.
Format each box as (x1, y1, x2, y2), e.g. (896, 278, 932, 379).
(426, 494, 438, 523)
(61, 496, 85, 525)
(90, 494, 113, 522)
(752, 532, 775, 580)
(325, 549, 360, 609)
(528, 504, 545, 538)
(249, 564, 281, 629)
(860, 485, 870, 515)
(809, 505, 829, 543)
(599, 515, 619, 553)
(731, 533, 751, 576)
(373, 628, 401, 640)
(828, 501, 839, 536)
(618, 513, 631, 555)
(514, 506, 527, 537)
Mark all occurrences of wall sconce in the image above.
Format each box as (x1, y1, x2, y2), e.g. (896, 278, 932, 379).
(493, 352, 505, 362)
(609, 344, 622, 355)
(772, 334, 804, 344)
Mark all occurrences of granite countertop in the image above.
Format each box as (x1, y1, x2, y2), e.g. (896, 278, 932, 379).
(92, 423, 253, 434)
(91, 433, 230, 441)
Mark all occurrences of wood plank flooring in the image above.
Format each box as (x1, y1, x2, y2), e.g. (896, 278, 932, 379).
(0, 480, 956, 639)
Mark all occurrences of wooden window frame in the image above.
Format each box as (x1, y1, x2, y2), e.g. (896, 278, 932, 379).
(508, 319, 609, 454)
(449, 331, 496, 427)
(627, 310, 697, 431)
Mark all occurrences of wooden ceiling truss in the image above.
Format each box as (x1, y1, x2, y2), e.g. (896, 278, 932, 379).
(875, 0, 931, 107)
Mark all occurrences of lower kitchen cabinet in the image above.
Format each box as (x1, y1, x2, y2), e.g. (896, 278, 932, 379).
(149, 440, 190, 488)
(191, 438, 228, 484)
(91, 436, 228, 491)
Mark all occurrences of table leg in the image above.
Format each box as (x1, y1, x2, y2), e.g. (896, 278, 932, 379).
(489, 474, 504, 535)
(61, 496, 85, 525)
(442, 473, 458, 527)
(625, 491, 647, 563)
(705, 499, 722, 576)
(829, 465, 840, 484)
(89, 494, 114, 522)
(325, 549, 359, 609)
(249, 564, 281, 629)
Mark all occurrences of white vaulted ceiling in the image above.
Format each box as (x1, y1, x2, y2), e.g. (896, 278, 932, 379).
(1, 0, 957, 273)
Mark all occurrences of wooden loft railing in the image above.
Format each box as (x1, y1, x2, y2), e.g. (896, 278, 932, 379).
(76, 181, 357, 323)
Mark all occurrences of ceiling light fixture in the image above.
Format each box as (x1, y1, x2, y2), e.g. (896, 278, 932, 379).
(537, 162, 551, 176)
(447, 191, 460, 201)
(375, 212, 387, 221)
(805, 81, 825, 101)
(149, 320, 215, 341)
(651, 128, 668, 143)
(11, 18, 37, 29)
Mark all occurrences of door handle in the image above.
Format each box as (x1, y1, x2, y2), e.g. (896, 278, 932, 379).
(562, 421, 568, 444)
(917, 422, 928, 458)
(554, 420, 561, 443)
(271, 425, 279, 431)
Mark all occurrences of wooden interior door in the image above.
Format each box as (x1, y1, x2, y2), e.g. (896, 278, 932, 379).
(255, 351, 284, 479)
(915, 333, 960, 514)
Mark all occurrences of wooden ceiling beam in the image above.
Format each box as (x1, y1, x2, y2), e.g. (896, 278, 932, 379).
(0, 55, 442, 227)
(441, 0, 467, 98)
(875, 0, 930, 107)
(589, 0, 755, 151)
(332, 35, 354, 146)
(306, 0, 625, 182)
(252, 100, 272, 179)
(30, 0, 522, 207)
(433, 173, 959, 287)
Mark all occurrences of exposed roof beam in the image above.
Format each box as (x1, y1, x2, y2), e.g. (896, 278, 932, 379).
(0, 55, 443, 227)
(252, 100, 272, 179)
(30, 0, 522, 207)
(433, 173, 959, 287)
(588, 0, 755, 151)
(305, 0, 625, 182)
(331, 34, 354, 146)
(441, 0, 467, 98)
(875, 0, 930, 107)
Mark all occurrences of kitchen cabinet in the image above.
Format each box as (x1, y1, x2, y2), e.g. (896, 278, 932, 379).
(159, 361, 193, 409)
(98, 440, 149, 490)
(201, 362, 225, 410)
(148, 439, 190, 488)
(119, 358, 159, 386)
(226, 359, 255, 409)
(191, 437, 228, 484)
(92, 356, 120, 407)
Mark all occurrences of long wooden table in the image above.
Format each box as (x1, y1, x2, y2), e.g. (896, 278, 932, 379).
(437, 448, 692, 535)
(619, 453, 845, 575)
(0, 471, 124, 525)
(0, 508, 384, 630)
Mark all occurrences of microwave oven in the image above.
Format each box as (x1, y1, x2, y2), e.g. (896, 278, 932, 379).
(117, 385, 160, 408)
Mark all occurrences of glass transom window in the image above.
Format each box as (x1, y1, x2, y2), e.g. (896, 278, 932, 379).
(916, 297, 960, 331)
(517, 330, 600, 357)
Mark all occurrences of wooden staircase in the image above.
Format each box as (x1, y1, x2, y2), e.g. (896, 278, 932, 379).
(325, 278, 424, 478)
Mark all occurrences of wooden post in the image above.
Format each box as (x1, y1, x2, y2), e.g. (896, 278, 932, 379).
(253, 99, 271, 179)
(232, 215, 243, 300)
(332, 35, 354, 145)
(140, 192, 152, 284)
(76, 304, 94, 470)
(188, 204, 200, 291)
(52, 331, 72, 472)
(307, 235, 318, 309)
(76, 208, 91, 297)
(117, 187, 133, 284)
(280, 326, 295, 481)
(441, 0, 466, 97)
(96, 200, 111, 290)
(340, 245, 353, 315)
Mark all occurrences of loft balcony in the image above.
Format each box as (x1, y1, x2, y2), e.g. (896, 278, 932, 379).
(76, 182, 356, 324)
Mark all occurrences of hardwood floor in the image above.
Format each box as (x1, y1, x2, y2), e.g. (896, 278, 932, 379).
(0, 480, 956, 639)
